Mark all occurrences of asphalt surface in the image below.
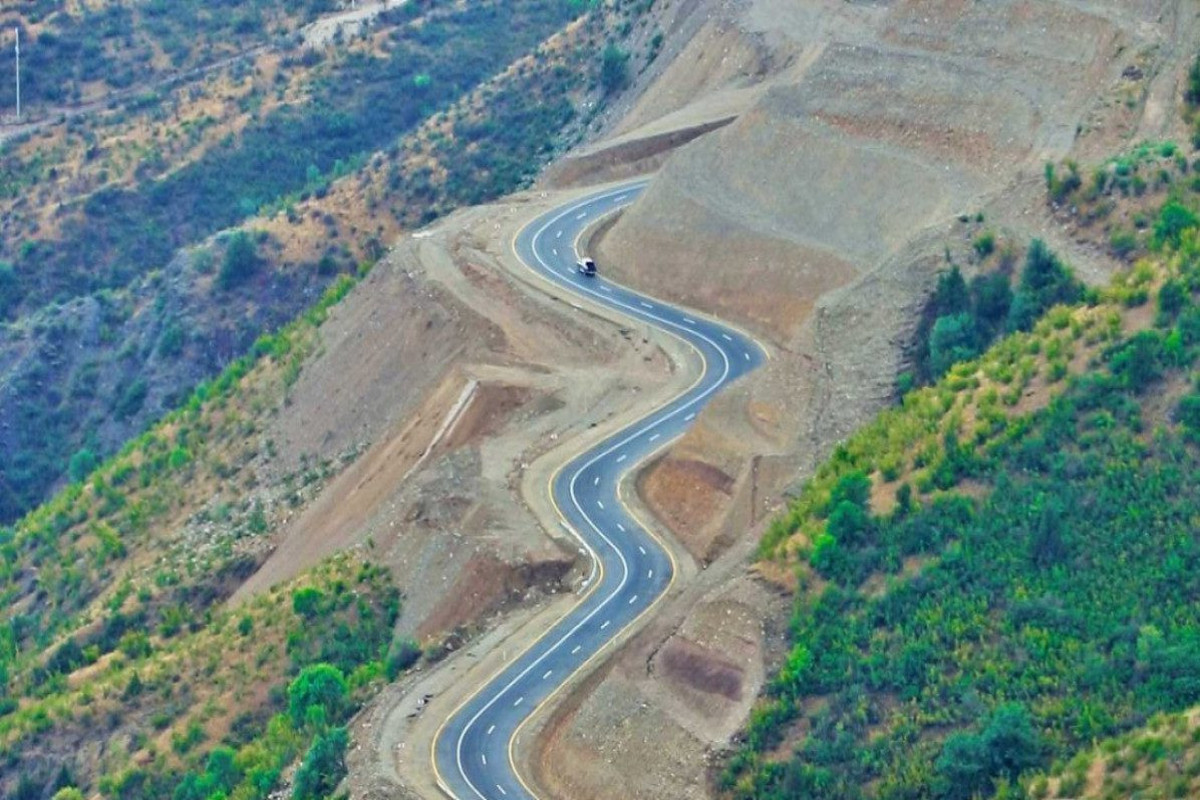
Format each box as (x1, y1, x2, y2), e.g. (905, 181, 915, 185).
(432, 182, 764, 800)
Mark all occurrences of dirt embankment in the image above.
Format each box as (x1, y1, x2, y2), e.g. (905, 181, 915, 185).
(231, 181, 694, 638)
(523, 1, 1197, 798)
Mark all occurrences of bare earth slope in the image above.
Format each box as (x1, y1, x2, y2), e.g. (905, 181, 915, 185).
(229, 186, 692, 646)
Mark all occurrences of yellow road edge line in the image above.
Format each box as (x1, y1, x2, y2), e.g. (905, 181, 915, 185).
(429, 178, 742, 799)
(506, 430, 686, 800)
(570, 185, 775, 364)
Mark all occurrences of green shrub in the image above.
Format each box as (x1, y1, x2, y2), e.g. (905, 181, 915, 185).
(67, 448, 97, 483)
(1186, 53, 1200, 108)
(1176, 393, 1200, 435)
(386, 638, 422, 679)
(292, 726, 348, 800)
(973, 231, 996, 258)
(1154, 201, 1200, 250)
(1159, 279, 1189, 321)
(1110, 227, 1139, 259)
(600, 44, 630, 94)
(1008, 240, 1083, 332)
(288, 664, 348, 728)
(292, 587, 325, 619)
(157, 323, 186, 357)
(930, 313, 981, 377)
(218, 231, 261, 290)
(0, 261, 19, 318)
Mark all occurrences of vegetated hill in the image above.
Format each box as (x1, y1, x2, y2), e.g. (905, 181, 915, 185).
(0, 272, 391, 797)
(0, 0, 649, 525)
(0, 1, 663, 791)
(7, 552, 410, 800)
(0, 0, 338, 109)
(720, 168, 1200, 799)
(1020, 708, 1200, 799)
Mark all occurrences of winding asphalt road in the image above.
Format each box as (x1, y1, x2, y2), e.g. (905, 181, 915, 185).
(432, 181, 765, 800)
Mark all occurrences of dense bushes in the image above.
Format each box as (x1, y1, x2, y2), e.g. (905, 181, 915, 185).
(729, 221, 1200, 799)
(600, 44, 630, 93)
(3, 555, 409, 799)
(288, 663, 348, 728)
(218, 231, 261, 290)
(291, 726, 349, 800)
(1007, 239, 1084, 332)
(912, 239, 1079, 386)
(936, 704, 1043, 800)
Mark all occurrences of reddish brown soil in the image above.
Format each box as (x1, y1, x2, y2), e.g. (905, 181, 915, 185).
(659, 638, 745, 701)
(638, 456, 735, 559)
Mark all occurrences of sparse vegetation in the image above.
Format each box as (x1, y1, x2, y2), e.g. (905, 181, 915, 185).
(0, 0, 651, 526)
(0, 2, 663, 792)
(601, 44, 631, 93)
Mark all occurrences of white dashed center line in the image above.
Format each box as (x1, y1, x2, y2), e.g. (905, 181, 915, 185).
(628, 595, 638, 605)
(593, 475, 600, 486)
(616, 523, 626, 532)
(596, 500, 604, 510)
(487, 724, 496, 735)
(744, 352, 751, 361)
(571, 644, 581, 655)
(648, 433, 660, 442)
(543, 670, 553, 680)
(600, 620, 611, 630)
(640, 301, 653, 309)
(616, 454, 627, 463)
(556, 230, 563, 238)
(482, 754, 487, 766)
(600, 285, 613, 293)
(648, 569, 654, 579)
(638, 545, 646, 555)
(576, 212, 587, 220)
(684, 412, 696, 421)
(683, 317, 696, 325)
(514, 696, 524, 707)
(496, 785, 508, 797)
(721, 333, 733, 341)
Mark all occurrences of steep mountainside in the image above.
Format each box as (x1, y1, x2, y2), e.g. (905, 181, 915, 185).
(0, 1, 667, 796)
(524, 2, 1200, 799)
(7, 1, 1200, 799)
(726, 185, 1200, 800)
(0, 0, 639, 524)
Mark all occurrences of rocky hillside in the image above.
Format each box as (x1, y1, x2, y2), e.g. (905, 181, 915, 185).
(7, 0, 1200, 798)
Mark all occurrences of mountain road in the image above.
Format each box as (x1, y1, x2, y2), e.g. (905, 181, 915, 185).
(431, 181, 765, 800)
